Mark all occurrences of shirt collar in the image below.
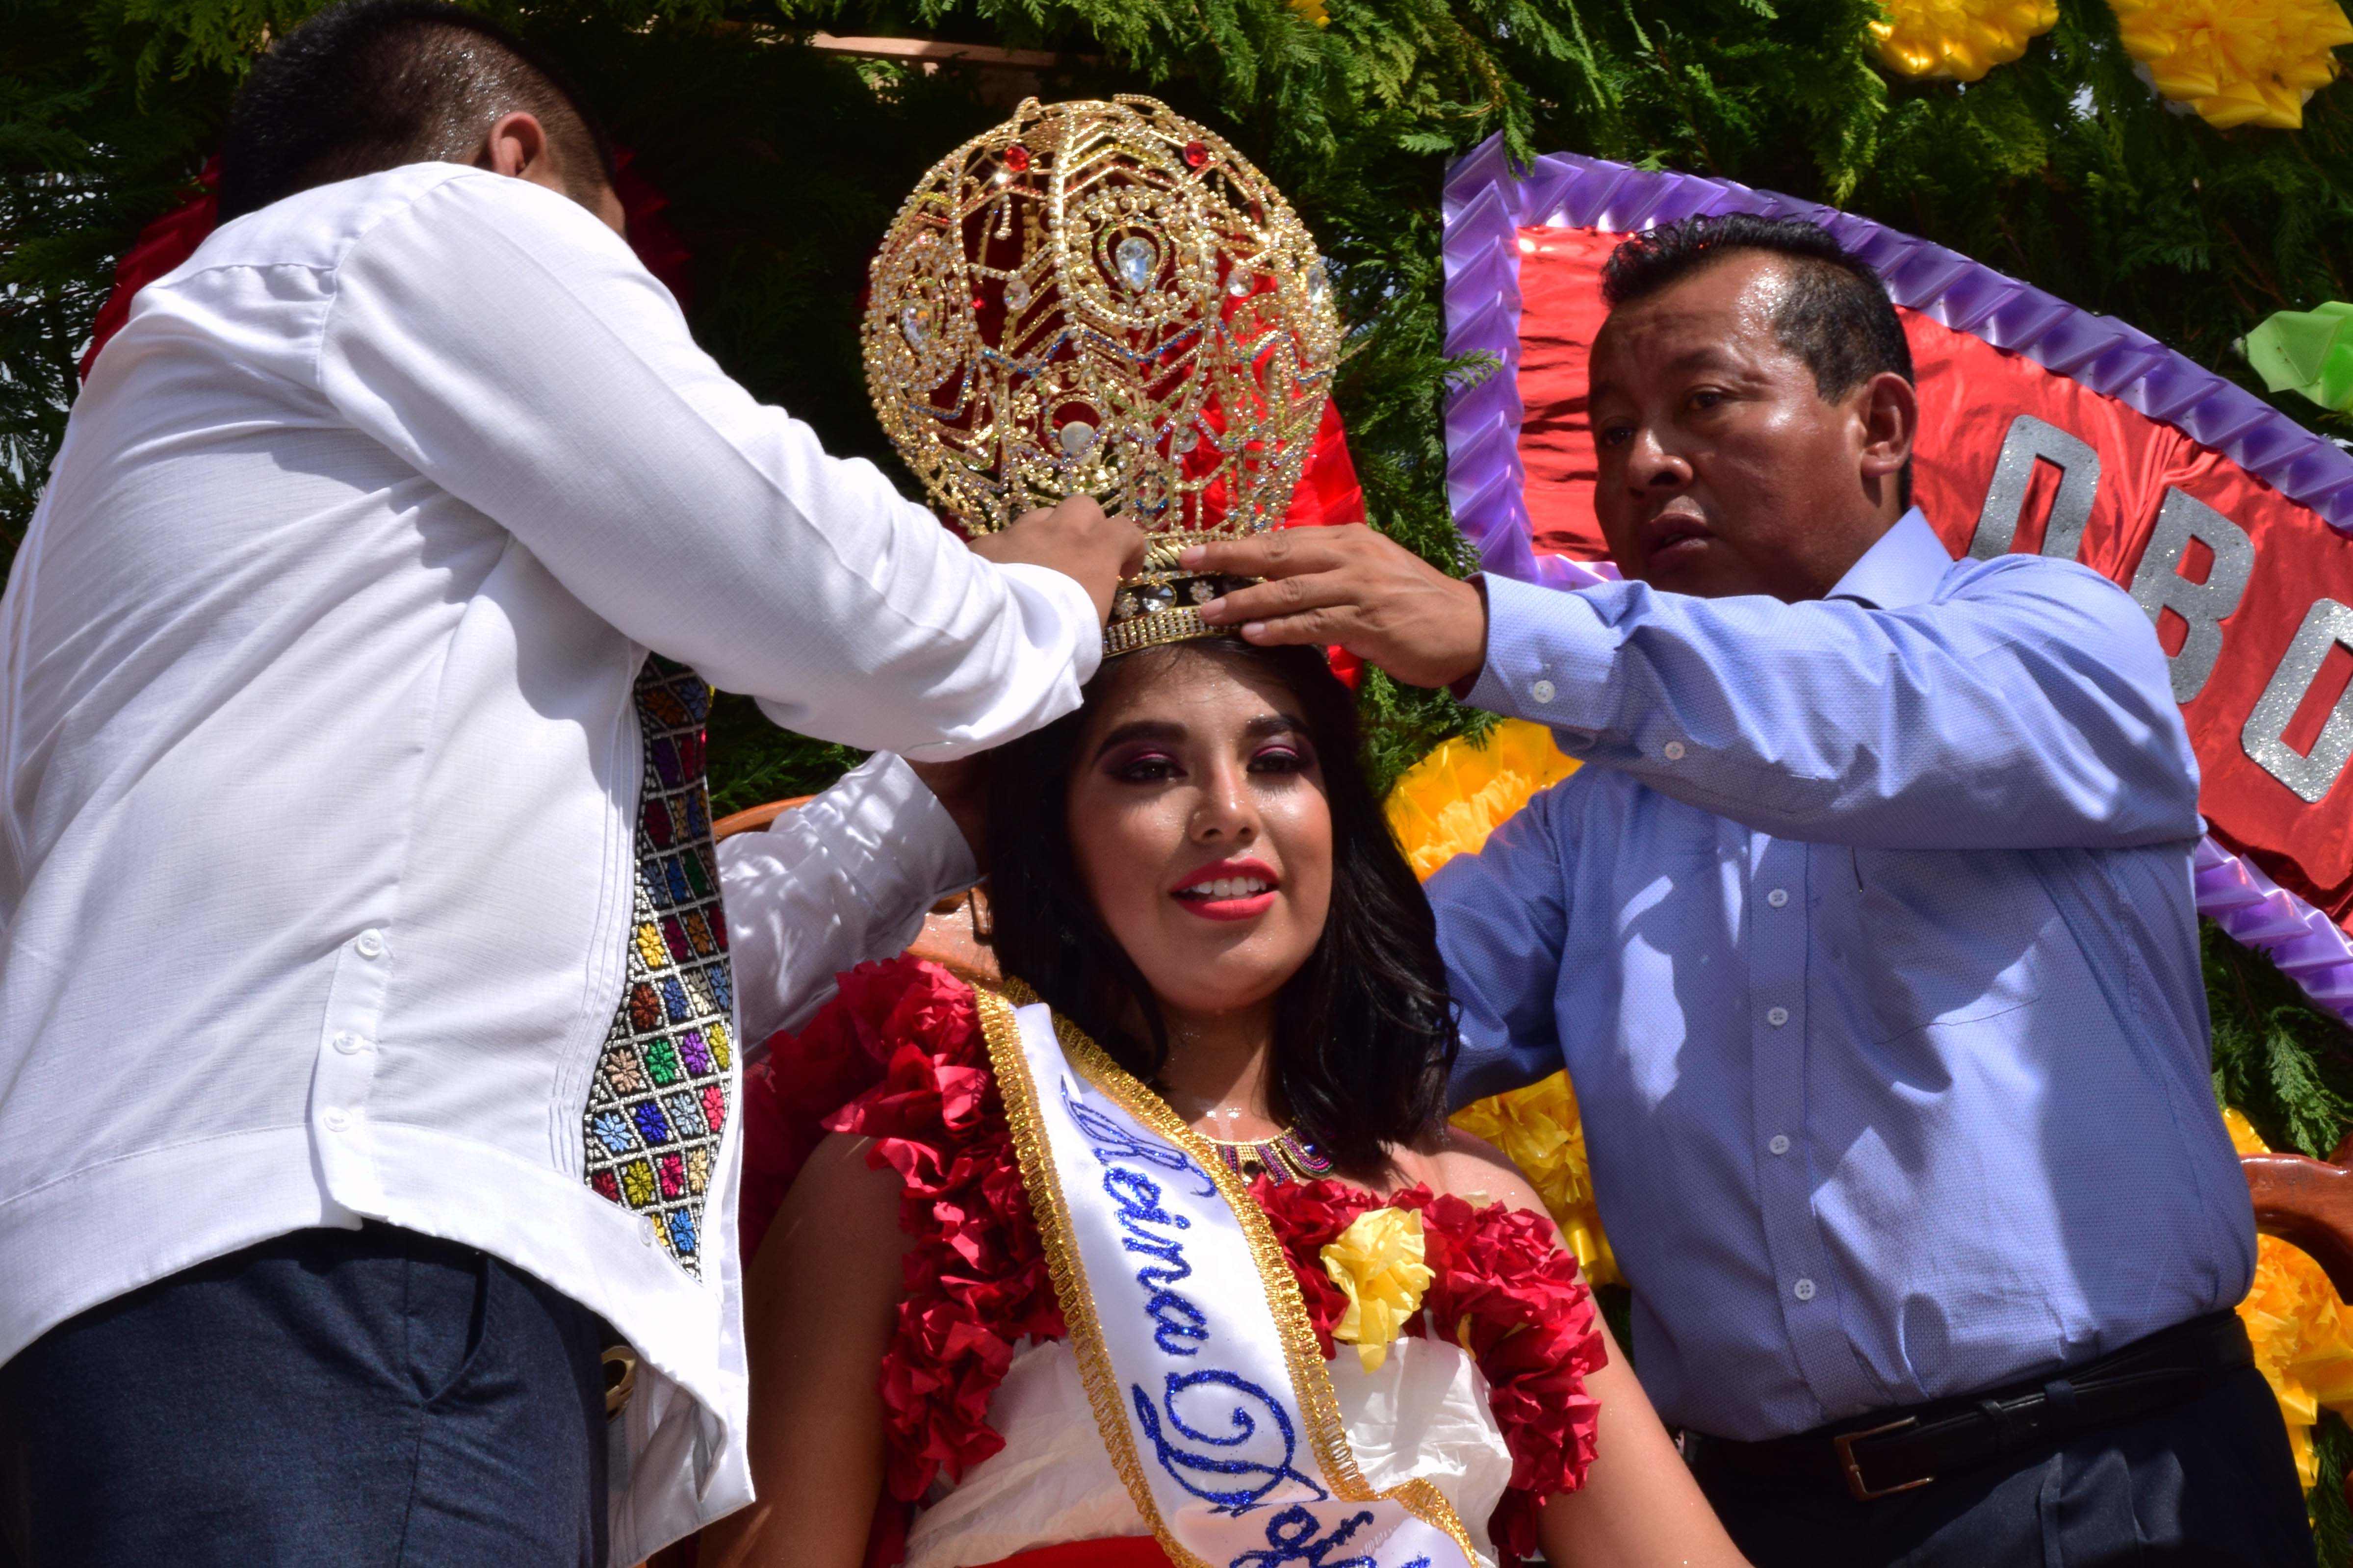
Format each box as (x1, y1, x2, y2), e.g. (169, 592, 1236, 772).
(1825, 508, 1952, 611)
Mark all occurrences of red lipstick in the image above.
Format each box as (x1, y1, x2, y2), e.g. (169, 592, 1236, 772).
(1170, 858, 1281, 923)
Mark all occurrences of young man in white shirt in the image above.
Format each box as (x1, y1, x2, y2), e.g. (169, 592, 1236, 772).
(0, 4, 1138, 1564)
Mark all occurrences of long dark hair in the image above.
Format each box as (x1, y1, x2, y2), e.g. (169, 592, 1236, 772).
(983, 638, 1457, 1173)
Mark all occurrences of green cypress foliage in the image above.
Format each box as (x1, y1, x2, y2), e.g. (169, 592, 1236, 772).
(2210, 918, 2353, 1161)
(2321, 1414, 2353, 1563)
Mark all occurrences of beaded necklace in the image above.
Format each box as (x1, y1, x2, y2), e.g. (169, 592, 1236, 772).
(1165, 1057, 1333, 1184)
(1198, 1126, 1337, 1184)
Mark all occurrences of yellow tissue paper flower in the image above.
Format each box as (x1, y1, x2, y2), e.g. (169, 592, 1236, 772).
(2227, 1109, 2353, 1489)
(2108, 0, 2353, 129)
(1450, 1072, 1621, 1286)
(1383, 719, 1580, 881)
(1870, 0, 2059, 81)
(1321, 1207, 1435, 1371)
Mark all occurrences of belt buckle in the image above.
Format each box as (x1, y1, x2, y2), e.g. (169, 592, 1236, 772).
(1833, 1416, 1933, 1502)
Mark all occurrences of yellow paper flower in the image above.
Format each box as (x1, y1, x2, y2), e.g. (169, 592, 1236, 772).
(1450, 1072, 1621, 1286)
(1870, 0, 2059, 81)
(2108, 0, 2353, 129)
(1289, 0, 1331, 23)
(2227, 1110, 2353, 1488)
(1321, 1207, 1435, 1370)
(1383, 719, 1580, 881)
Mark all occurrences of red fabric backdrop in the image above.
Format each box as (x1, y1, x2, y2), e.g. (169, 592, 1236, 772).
(1513, 226, 2353, 929)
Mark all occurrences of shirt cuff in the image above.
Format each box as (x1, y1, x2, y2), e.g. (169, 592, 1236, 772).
(994, 560, 1104, 692)
(797, 751, 980, 905)
(891, 559, 1102, 764)
(716, 752, 982, 1044)
(1462, 573, 1622, 732)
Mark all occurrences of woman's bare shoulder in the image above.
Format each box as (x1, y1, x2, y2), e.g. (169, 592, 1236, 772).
(750, 1130, 911, 1289)
(1390, 1126, 1558, 1230)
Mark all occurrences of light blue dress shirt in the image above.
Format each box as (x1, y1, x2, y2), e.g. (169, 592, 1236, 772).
(1429, 510, 2256, 1441)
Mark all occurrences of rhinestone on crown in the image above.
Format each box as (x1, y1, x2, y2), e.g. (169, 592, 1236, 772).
(863, 97, 1340, 655)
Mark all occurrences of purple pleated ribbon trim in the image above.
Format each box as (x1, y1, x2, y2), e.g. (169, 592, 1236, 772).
(1440, 135, 2353, 1021)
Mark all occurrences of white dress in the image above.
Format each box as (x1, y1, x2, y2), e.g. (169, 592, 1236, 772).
(903, 1335, 1517, 1568)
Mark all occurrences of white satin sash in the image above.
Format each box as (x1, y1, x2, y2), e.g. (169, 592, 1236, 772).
(975, 985, 1477, 1568)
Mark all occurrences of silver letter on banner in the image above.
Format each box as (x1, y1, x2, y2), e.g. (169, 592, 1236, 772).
(2128, 488, 2255, 703)
(1968, 414, 2101, 562)
(2244, 598, 2353, 803)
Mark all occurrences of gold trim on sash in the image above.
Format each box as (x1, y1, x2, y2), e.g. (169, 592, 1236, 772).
(975, 984, 1215, 1568)
(976, 978, 1479, 1566)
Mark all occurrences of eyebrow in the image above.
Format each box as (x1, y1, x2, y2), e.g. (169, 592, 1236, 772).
(1243, 714, 1311, 744)
(1089, 712, 1309, 761)
(1592, 340, 1748, 404)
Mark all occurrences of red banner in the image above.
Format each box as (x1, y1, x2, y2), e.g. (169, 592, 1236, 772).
(1514, 227, 2353, 925)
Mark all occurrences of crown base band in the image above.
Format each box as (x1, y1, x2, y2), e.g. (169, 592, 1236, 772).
(1103, 606, 1243, 659)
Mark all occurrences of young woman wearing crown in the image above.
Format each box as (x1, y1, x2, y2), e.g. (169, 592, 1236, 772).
(698, 99, 1749, 1568)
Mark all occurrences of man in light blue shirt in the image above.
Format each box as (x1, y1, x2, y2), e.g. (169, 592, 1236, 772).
(1187, 214, 2309, 1566)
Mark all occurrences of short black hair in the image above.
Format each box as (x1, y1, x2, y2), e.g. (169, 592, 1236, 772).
(219, 1, 614, 222)
(983, 639, 1458, 1176)
(1604, 214, 1913, 505)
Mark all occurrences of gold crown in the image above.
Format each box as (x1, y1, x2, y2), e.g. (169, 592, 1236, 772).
(863, 95, 1340, 656)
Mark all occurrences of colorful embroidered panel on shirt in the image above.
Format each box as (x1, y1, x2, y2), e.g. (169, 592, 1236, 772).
(581, 654, 734, 1276)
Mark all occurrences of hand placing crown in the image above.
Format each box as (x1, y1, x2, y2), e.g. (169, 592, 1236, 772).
(863, 95, 1342, 657)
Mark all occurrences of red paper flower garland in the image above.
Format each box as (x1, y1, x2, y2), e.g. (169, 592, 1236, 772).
(1250, 1180, 1606, 1560)
(741, 955, 1604, 1566)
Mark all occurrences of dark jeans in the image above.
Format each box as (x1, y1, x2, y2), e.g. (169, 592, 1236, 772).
(0, 1223, 609, 1568)
(1695, 1361, 2316, 1568)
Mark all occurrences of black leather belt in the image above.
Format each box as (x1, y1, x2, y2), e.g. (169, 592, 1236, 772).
(1688, 1311, 2254, 1503)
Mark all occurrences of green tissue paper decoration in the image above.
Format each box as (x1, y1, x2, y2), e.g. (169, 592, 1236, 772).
(2244, 302, 2353, 413)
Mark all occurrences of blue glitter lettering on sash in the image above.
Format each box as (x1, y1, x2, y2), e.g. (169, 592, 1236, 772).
(1228, 1508, 1433, 1568)
(1132, 1370, 1324, 1513)
(1053, 1075, 1358, 1524)
(1066, 1084, 1215, 1197)
(1103, 1165, 1209, 1355)
(1229, 1506, 1385, 1567)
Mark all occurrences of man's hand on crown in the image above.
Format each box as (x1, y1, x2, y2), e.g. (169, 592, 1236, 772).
(970, 495, 1149, 628)
(1184, 525, 1489, 693)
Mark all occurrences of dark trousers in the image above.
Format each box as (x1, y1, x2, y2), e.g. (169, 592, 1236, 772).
(0, 1224, 610, 1568)
(1695, 1361, 2316, 1568)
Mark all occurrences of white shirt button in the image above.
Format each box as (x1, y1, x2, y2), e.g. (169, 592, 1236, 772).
(354, 928, 386, 960)
(321, 1108, 350, 1132)
(1793, 1278, 1817, 1302)
(331, 1032, 365, 1055)
(1662, 740, 1686, 760)
(1768, 1134, 1791, 1156)
(1530, 678, 1556, 704)
(1766, 888, 1790, 908)
(641, 1220, 658, 1247)
(1766, 1005, 1790, 1027)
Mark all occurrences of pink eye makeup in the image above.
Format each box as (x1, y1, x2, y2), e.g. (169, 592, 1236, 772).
(1247, 743, 1314, 774)
(1106, 747, 1183, 784)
